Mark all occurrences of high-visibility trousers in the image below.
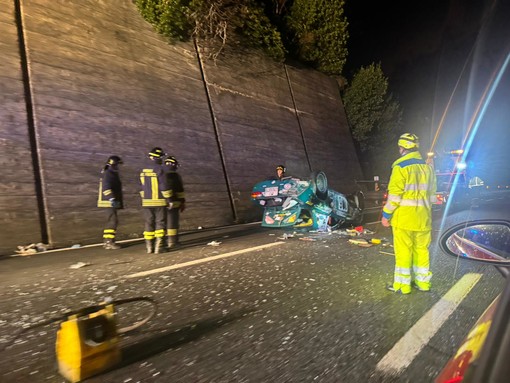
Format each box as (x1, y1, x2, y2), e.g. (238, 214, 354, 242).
(391, 226, 432, 293)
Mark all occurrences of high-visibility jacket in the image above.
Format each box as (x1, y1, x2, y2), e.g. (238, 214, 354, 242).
(139, 161, 172, 207)
(382, 151, 436, 231)
(97, 166, 123, 208)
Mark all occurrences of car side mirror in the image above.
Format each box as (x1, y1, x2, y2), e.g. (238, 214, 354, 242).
(439, 220, 510, 266)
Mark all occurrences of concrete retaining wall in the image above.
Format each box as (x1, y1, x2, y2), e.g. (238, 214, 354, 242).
(0, 0, 362, 255)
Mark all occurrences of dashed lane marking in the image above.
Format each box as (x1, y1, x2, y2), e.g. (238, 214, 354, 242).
(126, 242, 286, 279)
(376, 273, 482, 375)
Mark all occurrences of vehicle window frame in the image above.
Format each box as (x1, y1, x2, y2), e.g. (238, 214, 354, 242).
(468, 274, 510, 382)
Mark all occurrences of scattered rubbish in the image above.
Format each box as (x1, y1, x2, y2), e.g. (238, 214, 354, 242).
(71, 244, 81, 249)
(69, 262, 91, 269)
(207, 241, 221, 246)
(198, 226, 204, 230)
(348, 239, 373, 247)
(364, 229, 375, 235)
(346, 229, 360, 236)
(278, 233, 295, 240)
(354, 226, 364, 234)
(379, 251, 395, 256)
(371, 238, 382, 244)
(15, 243, 52, 256)
(299, 237, 317, 241)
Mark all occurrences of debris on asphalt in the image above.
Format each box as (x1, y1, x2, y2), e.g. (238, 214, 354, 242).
(15, 243, 52, 256)
(379, 251, 395, 256)
(348, 239, 373, 247)
(346, 229, 360, 236)
(299, 237, 317, 242)
(71, 244, 81, 248)
(69, 262, 91, 269)
(207, 241, 221, 246)
(370, 238, 382, 244)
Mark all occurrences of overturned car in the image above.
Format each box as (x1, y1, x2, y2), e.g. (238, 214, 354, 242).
(251, 171, 364, 231)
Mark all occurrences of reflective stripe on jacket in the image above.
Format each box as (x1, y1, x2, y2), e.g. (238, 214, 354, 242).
(140, 162, 172, 207)
(382, 151, 436, 231)
(97, 167, 123, 208)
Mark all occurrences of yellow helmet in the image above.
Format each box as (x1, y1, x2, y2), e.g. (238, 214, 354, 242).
(398, 133, 419, 149)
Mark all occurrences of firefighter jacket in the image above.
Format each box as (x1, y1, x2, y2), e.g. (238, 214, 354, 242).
(165, 170, 185, 208)
(382, 151, 437, 231)
(97, 166, 123, 208)
(139, 161, 172, 207)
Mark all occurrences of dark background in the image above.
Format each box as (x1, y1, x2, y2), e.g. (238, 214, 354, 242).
(344, 0, 510, 185)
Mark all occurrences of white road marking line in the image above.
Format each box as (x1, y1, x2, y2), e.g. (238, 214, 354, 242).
(376, 272, 482, 375)
(126, 242, 286, 279)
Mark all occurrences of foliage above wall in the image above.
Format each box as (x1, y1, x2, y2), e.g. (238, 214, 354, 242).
(134, 0, 286, 60)
(133, 0, 348, 75)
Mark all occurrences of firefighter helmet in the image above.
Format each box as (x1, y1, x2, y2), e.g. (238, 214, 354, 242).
(276, 165, 286, 173)
(398, 133, 419, 149)
(107, 155, 123, 166)
(164, 156, 179, 168)
(148, 147, 165, 159)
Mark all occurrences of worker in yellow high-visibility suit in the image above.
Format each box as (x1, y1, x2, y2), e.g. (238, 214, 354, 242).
(382, 133, 437, 294)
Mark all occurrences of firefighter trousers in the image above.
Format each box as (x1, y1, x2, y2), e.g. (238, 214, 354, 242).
(143, 207, 166, 240)
(103, 207, 118, 240)
(166, 208, 180, 245)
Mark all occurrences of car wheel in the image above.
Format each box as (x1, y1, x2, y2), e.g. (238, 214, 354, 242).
(311, 171, 328, 201)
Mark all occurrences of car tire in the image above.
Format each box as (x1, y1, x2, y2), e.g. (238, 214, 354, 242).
(310, 171, 328, 201)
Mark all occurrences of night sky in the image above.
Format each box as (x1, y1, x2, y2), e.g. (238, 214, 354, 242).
(344, 0, 510, 185)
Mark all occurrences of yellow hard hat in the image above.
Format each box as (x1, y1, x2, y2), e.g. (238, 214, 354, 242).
(398, 133, 419, 149)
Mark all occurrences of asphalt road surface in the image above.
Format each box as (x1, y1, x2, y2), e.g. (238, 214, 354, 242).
(0, 202, 507, 383)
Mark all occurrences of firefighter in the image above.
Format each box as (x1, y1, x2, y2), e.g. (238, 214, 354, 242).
(381, 133, 437, 294)
(276, 165, 286, 180)
(97, 155, 123, 250)
(163, 156, 186, 249)
(140, 147, 172, 254)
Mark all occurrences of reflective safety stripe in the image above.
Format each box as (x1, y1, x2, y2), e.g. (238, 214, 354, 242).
(394, 274, 411, 284)
(394, 266, 411, 285)
(162, 190, 172, 199)
(155, 229, 165, 238)
(103, 229, 116, 239)
(414, 274, 432, 283)
(387, 195, 402, 203)
(103, 189, 113, 196)
(383, 194, 401, 215)
(404, 183, 430, 191)
(167, 228, 178, 235)
(399, 199, 431, 208)
(144, 231, 155, 240)
(413, 266, 429, 275)
(395, 266, 410, 274)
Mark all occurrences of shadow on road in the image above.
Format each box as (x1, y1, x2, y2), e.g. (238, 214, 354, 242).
(117, 306, 254, 368)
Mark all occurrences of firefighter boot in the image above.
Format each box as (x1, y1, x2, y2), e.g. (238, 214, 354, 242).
(166, 235, 180, 250)
(154, 237, 165, 254)
(145, 240, 154, 254)
(104, 239, 121, 250)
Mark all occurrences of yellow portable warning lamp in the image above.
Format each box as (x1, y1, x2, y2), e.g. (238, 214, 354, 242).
(1, 297, 157, 383)
(56, 303, 121, 383)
